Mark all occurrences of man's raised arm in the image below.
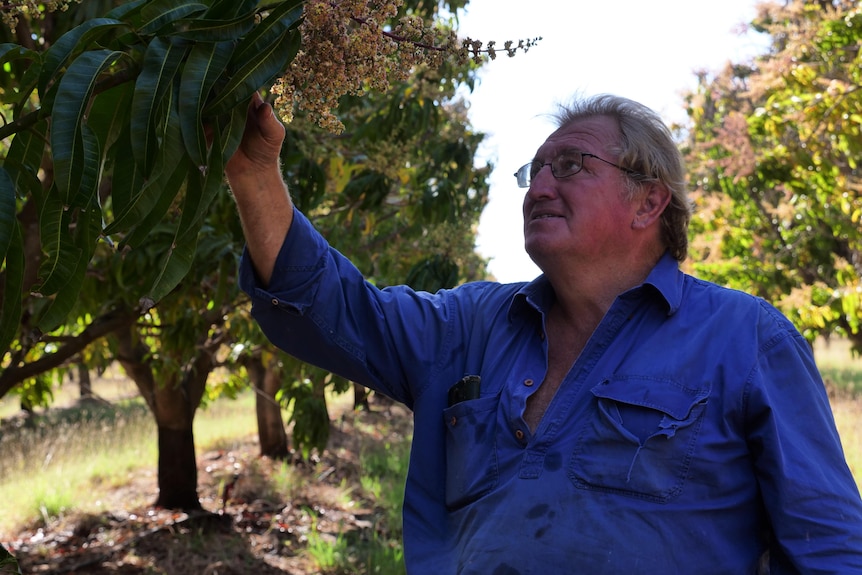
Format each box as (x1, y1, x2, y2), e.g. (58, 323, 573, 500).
(225, 93, 292, 286)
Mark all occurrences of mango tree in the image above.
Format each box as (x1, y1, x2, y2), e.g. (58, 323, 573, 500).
(684, 0, 862, 350)
(0, 0, 522, 512)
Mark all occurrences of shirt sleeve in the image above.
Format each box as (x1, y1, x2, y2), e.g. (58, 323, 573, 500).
(237, 208, 461, 408)
(744, 303, 862, 573)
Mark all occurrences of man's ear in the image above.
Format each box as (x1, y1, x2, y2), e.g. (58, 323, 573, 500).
(632, 182, 671, 229)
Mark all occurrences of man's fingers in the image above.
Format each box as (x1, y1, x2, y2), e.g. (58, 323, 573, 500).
(253, 99, 286, 146)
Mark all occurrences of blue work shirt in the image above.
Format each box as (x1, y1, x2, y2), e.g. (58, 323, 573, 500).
(239, 208, 862, 574)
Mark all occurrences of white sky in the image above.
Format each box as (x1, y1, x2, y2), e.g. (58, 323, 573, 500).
(455, 0, 770, 282)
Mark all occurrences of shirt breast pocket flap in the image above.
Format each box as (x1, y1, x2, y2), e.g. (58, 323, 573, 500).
(568, 376, 710, 502)
(443, 394, 500, 510)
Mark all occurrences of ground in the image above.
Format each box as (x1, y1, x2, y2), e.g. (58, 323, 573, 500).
(4, 399, 412, 575)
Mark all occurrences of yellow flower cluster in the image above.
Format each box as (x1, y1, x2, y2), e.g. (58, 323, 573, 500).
(272, 0, 540, 133)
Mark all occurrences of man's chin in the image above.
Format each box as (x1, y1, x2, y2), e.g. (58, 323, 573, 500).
(524, 240, 554, 269)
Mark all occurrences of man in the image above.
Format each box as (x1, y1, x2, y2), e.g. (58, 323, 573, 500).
(227, 92, 862, 573)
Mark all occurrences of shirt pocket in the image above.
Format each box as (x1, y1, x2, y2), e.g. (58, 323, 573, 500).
(567, 375, 710, 503)
(443, 393, 500, 510)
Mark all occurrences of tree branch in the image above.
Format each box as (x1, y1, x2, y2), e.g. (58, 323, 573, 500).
(0, 307, 139, 398)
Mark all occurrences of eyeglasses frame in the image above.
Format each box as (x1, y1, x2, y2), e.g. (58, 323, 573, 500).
(513, 151, 643, 188)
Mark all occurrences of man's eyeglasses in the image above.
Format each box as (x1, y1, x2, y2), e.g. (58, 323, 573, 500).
(513, 150, 638, 188)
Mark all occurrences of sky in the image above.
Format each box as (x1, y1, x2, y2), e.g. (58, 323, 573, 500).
(454, 0, 770, 282)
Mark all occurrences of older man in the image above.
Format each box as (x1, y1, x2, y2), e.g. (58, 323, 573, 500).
(227, 92, 862, 573)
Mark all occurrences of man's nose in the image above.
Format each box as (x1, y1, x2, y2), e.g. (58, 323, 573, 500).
(526, 164, 558, 198)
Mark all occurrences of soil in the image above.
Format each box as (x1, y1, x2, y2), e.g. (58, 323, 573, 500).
(3, 397, 413, 575)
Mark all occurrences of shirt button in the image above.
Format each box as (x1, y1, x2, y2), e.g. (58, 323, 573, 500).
(271, 298, 279, 306)
(515, 429, 525, 441)
(449, 416, 457, 427)
(524, 379, 534, 387)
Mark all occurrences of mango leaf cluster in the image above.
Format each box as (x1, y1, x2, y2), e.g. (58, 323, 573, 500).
(0, 0, 303, 361)
(684, 0, 862, 349)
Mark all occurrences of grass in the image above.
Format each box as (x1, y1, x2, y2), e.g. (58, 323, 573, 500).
(0, 379, 411, 574)
(814, 337, 862, 489)
(0, 399, 157, 534)
(816, 337, 862, 394)
(0, 390, 264, 537)
(358, 438, 410, 535)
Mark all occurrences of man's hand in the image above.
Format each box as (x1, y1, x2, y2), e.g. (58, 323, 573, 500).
(225, 92, 286, 181)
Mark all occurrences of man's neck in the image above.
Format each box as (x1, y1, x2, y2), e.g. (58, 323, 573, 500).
(543, 247, 664, 328)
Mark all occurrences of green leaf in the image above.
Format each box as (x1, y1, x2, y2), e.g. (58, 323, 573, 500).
(0, 168, 16, 264)
(405, 254, 459, 292)
(178, 40, 234, 168)
(105, 0, 147, 21)
(106, 92, 185, 235)
(0, 220, 24, 372)
(0, 122, 47, 202)
(204, 28, 300, 117)
(68, 123, 102, 210)
(168, 13, 256, 42)
(121, 158, 189, 249)
(230, 0, 304, 66)
(219, 99, 250, 164)
(35, 187, 82, 297)
(188, 126, 226, 233)
(132, 37, 188, 176)
(108, 122, 144, 222)
(0, 42, 37, 66)
(145, 127, 224, 303)
(204, 0, 259, 20)
(138, 0, 209, 35)
(51, 49, 125, 205)
(88, 81, 134, 161)
(38, 19, 125, 97)
(36, 205, 102, 333)
(1, 43, 40, 108)
(0, 43, 42, 77)
(11, 59, 42, 111)
(144, 223, 199, 306)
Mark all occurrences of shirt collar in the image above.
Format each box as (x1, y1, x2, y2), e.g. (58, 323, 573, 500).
(507, 251, 684, 321)
(639, 251, 684, 315)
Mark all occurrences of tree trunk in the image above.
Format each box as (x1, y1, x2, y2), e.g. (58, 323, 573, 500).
(77, 361, 92, 398)
(156, 424, 201, 510)
(115, 327, 214, 511)
(353, 382, 369, 411)
(150, 367, 204, 510)
(246, 353, 290, 459)
(846, 330, 862, 356)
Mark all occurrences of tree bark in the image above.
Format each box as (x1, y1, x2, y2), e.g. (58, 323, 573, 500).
(353, 383, 369, 411)
(115, 325, 219, 511)
(156, 425, 201, 510)
(77, 361, 92, 398)
(0, 307, 137, 399)
(246, 353, 290, 459)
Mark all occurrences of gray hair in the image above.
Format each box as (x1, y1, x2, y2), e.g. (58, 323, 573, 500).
(553, 94, 693, 262)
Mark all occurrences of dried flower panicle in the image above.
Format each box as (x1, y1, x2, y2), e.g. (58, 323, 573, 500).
(273, 0, 541, 133)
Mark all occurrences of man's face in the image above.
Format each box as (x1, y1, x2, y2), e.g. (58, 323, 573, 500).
(522, 116, 640, 270)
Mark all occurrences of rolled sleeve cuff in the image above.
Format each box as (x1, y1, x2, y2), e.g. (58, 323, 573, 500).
(238, 207, 328, 314)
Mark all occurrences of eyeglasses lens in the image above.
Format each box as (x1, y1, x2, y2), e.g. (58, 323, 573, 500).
(515, 152, 587, 188)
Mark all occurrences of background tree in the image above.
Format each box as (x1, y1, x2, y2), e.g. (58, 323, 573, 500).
(0, 0, 534, 513)
(683, 0, 861, 350)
